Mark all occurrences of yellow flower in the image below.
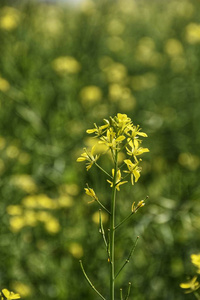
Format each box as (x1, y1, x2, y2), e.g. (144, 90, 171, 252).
(77, 145, 99, 171)
(128, 125, 148, 139)
(68, 242, 83, 258)
(180, 276, 200, 293)
(0, 77, 10, 92)
(52, 56, 81, 74)
(0, 7, 21, 31)
(123, 159, 141, 185)
(1, 289, 20, 299)
(84, 186, 98, 203)
(86, 122, 109, 136)
(185, 23, 200, 44)
(107, 169, 127, 191)
(126, 139, 149, 161)
(80, 85, 102, 105)
(191, 254, 200, 273)
(164, 39, 184, 57)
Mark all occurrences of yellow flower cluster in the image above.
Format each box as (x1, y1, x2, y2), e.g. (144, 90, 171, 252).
(180, 253, 200, 294)
(77, 114, 149, 188)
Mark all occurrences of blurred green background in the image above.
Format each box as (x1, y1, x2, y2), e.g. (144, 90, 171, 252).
(0, 0, 200, 299)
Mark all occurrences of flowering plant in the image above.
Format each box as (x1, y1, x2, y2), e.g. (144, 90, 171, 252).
(180, 254, 200, 299)
(77, 113, 149, 300)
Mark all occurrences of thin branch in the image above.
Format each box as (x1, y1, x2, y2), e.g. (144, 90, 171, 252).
(86, 184, 111, 215)
(99, 209, 108, 249)
(96, 198, 111, 215)
(120, 288, 123, 300)
(124, 282, 131, 300)
(115, 236, 139, 279)
(115, 211, 134, 230)
(115, 196, 148, 230)
(79, 260, 107, 300)
(95, 162, 113, 179)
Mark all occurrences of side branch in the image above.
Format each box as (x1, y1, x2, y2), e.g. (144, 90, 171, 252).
(115, 236, 139, 279)
(95, 162, 113, 179)
(125, 282, 131, 300)
(79, 260, 107, 300)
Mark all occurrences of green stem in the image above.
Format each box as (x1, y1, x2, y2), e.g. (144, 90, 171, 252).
(79, 260, 106, 300)
(115, 212, 134, 230)
(110, 150, 118, 300)
(115, 236, 139, 279)
(95, 162, 113, 179)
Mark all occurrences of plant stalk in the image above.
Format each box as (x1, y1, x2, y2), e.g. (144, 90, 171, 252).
(110, 150, 118, 300)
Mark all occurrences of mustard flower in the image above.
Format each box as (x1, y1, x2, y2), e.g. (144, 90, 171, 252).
(86, 122, 109, 137)
(107, 169, 127, 191)
(191, 254, 200, 274)
(180, 276, 200, 294)
(1, 289, 20, 300)
(126, 139, 149, 162)
(77, 145, 99, 171)
(84, 186, 98, 203)
(128, 125, 148, 139)
(123, 159, 141, 185)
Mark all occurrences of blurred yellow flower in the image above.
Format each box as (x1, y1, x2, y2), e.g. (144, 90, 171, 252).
(164, 39, 184, 57)
(0, 7, 21, 31)
(57, 195, 73, 208)
(0, 77, 10, 92)
(68, 242, 83, 258)
(22, 195, 37, 208)
(36, 211, 51, 222)
(92, 211, 108, 224)
(44, 217, 60, 234)
(10, 174, 37, 193)
(80, 85, 102, 105)
(180, 276, 200, 293)
(132, 73, 157, 91)
(7, 205, 23, 216)
(11, 282, 31, 298)
(185, 23, 200, 44)
(36, 194, 58, 209)
(9, 216, 26, 232)
(52, 56, 81, 74)
(108, 84, 136, 111)
(23, 210, 37, 227)
(107, 19, 125, 36)
(178, 152, 200, 170)
(6, 145, 19, 159)
(106, 63, 127, 83)
(58, 183, 79, 196)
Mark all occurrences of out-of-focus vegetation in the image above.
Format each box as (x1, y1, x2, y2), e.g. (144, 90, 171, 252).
(0, 0, 200, 299)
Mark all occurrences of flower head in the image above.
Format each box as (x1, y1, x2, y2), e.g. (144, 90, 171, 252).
(107, 169, 127, 191)
(123, 159, 142, 185)
(126, 139, 149, 162)
(77, 145, 99, 171)
(191, 254, 200, 274)
(180, 276, 200, 294)
(1, 289, 20, 300)
(84, 186, 98, 203)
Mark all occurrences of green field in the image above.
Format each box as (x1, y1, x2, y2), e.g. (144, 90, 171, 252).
(0, 0, 200, 299)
